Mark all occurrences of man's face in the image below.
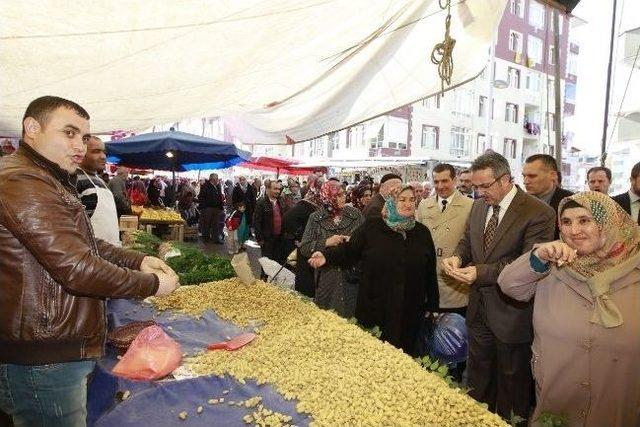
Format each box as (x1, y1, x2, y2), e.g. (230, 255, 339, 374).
(290, 182, 300, 194)
(239, 176, 247, 186)
(81, 138, 106, 173)
(268, 182, 282, 198)
(471, 168, 511, 206)
(630, 175, 640, 197)
(25, 107, 90, 173)
(587, 171, 610, 194)
(210, 173, 219, 184)
(458, 172, 472, 193)
(522, 160, 556, 197)
(433, 170, 456, 199)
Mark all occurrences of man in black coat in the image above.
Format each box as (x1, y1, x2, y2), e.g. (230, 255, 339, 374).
(198, 173, 224, 243)
(612, 161, 640, 225)
(253, 179, 287, 264)
(232, 175, 257, 226)
(522, 154, 573, 238)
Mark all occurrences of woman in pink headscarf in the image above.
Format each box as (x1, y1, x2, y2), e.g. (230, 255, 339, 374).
(299, 180, 364, 316)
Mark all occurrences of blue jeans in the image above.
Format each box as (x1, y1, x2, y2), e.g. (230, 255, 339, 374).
(0, 360, 95, 427)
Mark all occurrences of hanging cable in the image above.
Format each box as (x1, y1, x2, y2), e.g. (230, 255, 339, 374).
(431, 0, 456, 96)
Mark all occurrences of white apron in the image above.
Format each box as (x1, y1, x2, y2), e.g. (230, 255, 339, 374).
(80, 170, 121, 246)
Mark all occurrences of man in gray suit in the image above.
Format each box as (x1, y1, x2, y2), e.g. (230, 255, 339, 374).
(443, 152, 555, 424)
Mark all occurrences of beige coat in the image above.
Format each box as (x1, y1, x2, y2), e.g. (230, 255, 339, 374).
(498, 251, 640, 427)
(416, 191, 473, 308)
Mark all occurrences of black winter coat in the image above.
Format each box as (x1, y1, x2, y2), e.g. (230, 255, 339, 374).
(323, 217, 439, 354)
(198, 181, 223, 209)
(253, 196, 286, 242)
(232, 184, 257, 224)
(282, 200, 319, 298)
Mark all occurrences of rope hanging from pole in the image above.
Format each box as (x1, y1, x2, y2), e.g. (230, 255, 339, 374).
(431, 0, 456, 96)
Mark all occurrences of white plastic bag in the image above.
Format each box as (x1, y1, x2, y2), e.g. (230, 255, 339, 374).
(259, 257, 295, 289)
(231, 252, 255, 285)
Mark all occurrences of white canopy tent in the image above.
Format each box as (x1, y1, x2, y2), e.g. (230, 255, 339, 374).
(1, 0, 506, 144)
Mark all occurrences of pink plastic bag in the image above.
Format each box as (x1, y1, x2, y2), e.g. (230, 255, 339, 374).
(112, 325, 182, 381)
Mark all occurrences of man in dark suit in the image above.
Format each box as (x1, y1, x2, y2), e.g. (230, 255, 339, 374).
(443, 152, 555, 424)
(362, 173, 402, 219)
(612, 161, 640, 225)
(523, 154, 573, 237)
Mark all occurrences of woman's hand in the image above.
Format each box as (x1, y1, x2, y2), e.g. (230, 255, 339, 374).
(533, 241, 577, 266)
(308, 251, 327, 268)
(325, 235, 350, 247)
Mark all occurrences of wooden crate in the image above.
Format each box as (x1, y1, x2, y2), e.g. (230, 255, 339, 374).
(168, 224, 184, 242)
(119, 215, 139, 233)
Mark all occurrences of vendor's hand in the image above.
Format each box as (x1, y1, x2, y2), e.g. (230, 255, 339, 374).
(533, 241, 577, 266)
(141, 256, 177, 278)
(450, 266, 477, 285)
(308, 251, 326, 268)
(155, 272, 179, 296)
(325, 235, 350, 247)
(442, 256, 461, 276)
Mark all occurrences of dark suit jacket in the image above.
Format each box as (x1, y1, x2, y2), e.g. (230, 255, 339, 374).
(549, 186, 573, 239)
(612, 192, 632, 215)
(362, 193, 385, 219)
(454, 187, 555, 343)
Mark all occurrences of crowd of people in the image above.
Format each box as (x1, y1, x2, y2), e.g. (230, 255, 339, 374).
(1, 96, 639, 427)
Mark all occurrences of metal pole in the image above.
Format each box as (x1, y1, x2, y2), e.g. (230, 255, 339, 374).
(601, 0, 618, 166)
(553, 10, 562, 171)
(485, 42, 496, 150)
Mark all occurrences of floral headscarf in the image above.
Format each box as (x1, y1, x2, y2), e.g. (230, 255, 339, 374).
(351, 181, 372, 211)
(304, 174, 323, 206)
(319, 180, 344, 217)
(558, 191, 640, 327)
(382, 185, 416, 236)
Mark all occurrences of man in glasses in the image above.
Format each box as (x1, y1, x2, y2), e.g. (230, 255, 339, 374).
(442, 152, 555, 425)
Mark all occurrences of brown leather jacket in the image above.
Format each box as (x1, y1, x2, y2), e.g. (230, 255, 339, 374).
(0, 143, 159, 364)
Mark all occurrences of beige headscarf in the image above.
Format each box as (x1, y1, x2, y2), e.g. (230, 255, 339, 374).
(558, 191, 640, 328)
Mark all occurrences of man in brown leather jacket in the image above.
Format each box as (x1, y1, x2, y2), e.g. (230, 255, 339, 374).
(0, 96, 179, 427)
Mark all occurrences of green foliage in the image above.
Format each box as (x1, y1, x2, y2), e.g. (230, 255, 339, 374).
(130, 230, 162, 256)
(347, 317, 382, 339)
(509, 411, 526, 427)
(535, 412, 570, 427)
(415, 355, 458, 388)
(131, 232, 235, 285)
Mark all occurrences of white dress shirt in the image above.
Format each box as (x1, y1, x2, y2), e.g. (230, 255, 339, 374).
(484, 184, 518, 229)
(436, 193, 455, 212)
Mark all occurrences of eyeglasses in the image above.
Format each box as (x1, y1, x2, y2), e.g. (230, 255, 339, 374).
(471, 173, 507, 192)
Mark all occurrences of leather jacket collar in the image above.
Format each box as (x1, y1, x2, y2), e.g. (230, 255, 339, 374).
(19, 140, 78, 192)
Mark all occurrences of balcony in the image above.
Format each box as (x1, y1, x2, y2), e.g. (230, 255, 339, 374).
(369, 147, 411, 157)
(524, 120, 541, 136)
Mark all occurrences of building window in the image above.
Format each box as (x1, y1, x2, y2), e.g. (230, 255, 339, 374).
(478, 96, 487, 117)
(527, 35, 543, 64)
(422, 94, 441, 109)
(421, 125, 439, 149)
(567, 52, 578, 76)
(509, 30, 523, 53)
(370, 125, 384, 149)
(565, 83, 576, 103)
(450, 127, 471, 157)
(329, 132, 339, 150)
(549, 45, 556, 65)
(508, 67, 521, 89)
(528, 1, 545, 29)
(453, 89, 473, 116)
(525, 71, 541, 92)
(505, 103, 519, 123)
(510, 0, 523, 17)
(504, 138, 517, 159)
(345, 129, 352, 149)
(476, 134, 486, 154)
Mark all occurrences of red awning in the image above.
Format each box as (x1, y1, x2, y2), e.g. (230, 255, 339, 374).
(241, 156, 325, 176)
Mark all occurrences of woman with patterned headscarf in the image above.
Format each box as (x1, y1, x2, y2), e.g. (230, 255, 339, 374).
(308, 185, 439, 354)
(350, 181, 373, 212)
(281, 175, 325, 298)
(299, 180, 364, 316)
(498, 191, 640, 427)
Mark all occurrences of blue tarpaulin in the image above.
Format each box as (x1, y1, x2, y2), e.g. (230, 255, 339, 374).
(87, 299, 310, 426)
(105, 131, 251, 172)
